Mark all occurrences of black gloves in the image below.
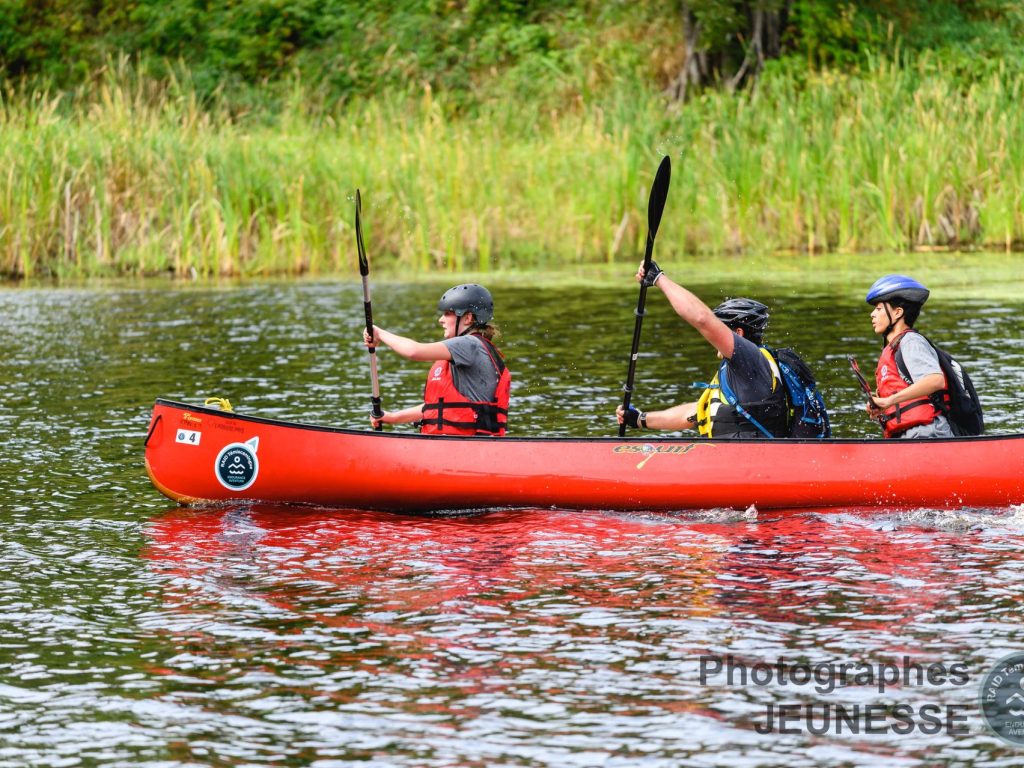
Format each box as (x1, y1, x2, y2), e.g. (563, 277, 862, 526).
(623, 406, 646, 429)
(641, 260, 664, 287)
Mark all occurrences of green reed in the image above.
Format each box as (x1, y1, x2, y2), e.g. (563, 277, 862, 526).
(1, 55, 1022, 278)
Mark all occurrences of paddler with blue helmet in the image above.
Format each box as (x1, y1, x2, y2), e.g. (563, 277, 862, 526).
(865, 274, 953, 438)
(362, 283, 511, 435)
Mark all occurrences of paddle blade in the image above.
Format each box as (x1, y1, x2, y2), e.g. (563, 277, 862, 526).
(355, 189, 369, 276)
(847, 355, 873, 395)
(645, 155, 672, 250)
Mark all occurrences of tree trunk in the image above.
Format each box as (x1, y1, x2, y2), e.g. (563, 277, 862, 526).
(727, 6, 765, 91)
(666, 3, 708, 101)
(668, 1, 793, 101)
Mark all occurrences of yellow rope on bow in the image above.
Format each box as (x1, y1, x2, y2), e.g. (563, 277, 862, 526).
(204, 397, 234, 412)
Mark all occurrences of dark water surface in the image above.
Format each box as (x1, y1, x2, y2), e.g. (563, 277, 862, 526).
(2, 278, 1024, 766)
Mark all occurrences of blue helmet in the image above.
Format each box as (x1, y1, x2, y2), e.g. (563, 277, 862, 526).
(865, 275, 930, 305)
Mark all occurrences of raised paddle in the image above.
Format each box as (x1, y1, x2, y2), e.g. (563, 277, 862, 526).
(619, 155, 672, 437)
(355, 189, 384, 430)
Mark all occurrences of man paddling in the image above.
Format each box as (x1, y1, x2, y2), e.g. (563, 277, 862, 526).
(363, 283, 511, 435)
(615, 261, 789, 439)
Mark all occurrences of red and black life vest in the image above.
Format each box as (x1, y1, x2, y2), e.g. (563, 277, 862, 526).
(875, 330, 946, 438)
(421, 335, 510, 436)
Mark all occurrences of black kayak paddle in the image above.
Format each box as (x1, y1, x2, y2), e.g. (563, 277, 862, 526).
(356, 190, 385, 430)
(619, 155, 672, 437)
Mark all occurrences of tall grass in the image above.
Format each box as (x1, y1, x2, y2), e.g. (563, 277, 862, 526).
(1, 55, 1022, 279)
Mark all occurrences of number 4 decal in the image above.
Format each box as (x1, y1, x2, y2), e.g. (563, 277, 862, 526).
(176, 429, 201, 446)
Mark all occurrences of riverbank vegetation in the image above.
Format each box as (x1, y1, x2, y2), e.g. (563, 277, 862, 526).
(2, 1, 1022, 278)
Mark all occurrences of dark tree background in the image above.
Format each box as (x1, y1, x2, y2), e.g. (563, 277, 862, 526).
(1, 0, 1021, 109)
(666, 0, 1023, 99)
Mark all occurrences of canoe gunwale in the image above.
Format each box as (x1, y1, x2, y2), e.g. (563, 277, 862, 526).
(145, 399, 1024, 511)
(153, 398, 1021, 445)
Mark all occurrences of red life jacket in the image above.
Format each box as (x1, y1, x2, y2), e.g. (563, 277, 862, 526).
(875, 330, 945, 438)
(421, 335, 510, 436)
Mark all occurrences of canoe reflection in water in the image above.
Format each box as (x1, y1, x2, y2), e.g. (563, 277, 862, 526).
(144, 505, 728, 626)
(144, 505, 1015, 741)
(144, 504, 1002, 631)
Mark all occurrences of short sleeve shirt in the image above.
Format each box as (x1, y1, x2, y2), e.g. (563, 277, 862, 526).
(895, 332, 954, 438)
(441, 335, 500, 402)
(898, 332, 942, 381)
(722, 332, 777, 403)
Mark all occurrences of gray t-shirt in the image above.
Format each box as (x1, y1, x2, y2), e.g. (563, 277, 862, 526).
(894, 332, 953, 438)
(441, 335, 500, 402)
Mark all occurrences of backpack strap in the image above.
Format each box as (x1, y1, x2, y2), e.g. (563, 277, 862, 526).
(717, 360, 776, 439)
(892, 331, 950, 416)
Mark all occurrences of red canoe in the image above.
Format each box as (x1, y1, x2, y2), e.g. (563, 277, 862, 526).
(144, 398, 1024, 512)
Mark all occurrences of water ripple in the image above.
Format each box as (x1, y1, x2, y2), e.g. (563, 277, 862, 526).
(2, 283, 1024, 766)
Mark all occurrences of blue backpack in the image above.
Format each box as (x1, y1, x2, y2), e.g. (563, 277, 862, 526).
(716, 347, 831, 439)
(768, 347, 831, 439)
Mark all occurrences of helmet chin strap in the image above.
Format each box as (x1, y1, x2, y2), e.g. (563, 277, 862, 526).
(881, 303, 902, 344)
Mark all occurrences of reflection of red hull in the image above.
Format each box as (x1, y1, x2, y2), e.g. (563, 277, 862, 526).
(145, 399, 1024, 512)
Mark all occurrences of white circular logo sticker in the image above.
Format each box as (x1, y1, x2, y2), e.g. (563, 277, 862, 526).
(214, 437, 260, 491)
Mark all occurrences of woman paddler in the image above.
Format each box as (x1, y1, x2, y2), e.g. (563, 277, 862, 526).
(362, 284, 511, 435)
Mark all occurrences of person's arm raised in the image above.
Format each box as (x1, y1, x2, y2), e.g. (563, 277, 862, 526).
(653, 275, 735, 359)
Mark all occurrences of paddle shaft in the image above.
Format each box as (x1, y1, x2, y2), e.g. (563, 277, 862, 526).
(356, 190, 384, 430)
(361, 276, 384, 423)
(619, 156, 672, 437)
(848, 355, 874, 400)
(849, 355, 884, 426)
(619, 241, 653, 437)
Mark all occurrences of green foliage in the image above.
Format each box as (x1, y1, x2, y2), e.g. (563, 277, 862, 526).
(2, 1, 1021, 114)
(789, 1, 868, 68)
(0, 1, 671, 113)
(3, 54, 1023, 279)
(2, 0, 1023, 279)
(787, 0, 1024, 73)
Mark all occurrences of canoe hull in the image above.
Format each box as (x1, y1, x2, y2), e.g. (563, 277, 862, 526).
(144, 399, 1024, 511)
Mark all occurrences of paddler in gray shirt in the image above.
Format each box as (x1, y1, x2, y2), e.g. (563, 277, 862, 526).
(363, 284, 511, 435)
(864, 274, 954, 439)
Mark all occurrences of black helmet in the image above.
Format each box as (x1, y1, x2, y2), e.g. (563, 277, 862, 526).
(865, 274, 930, 305)
(712, 298, 770, 340)
(437, 284, 494, 325)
